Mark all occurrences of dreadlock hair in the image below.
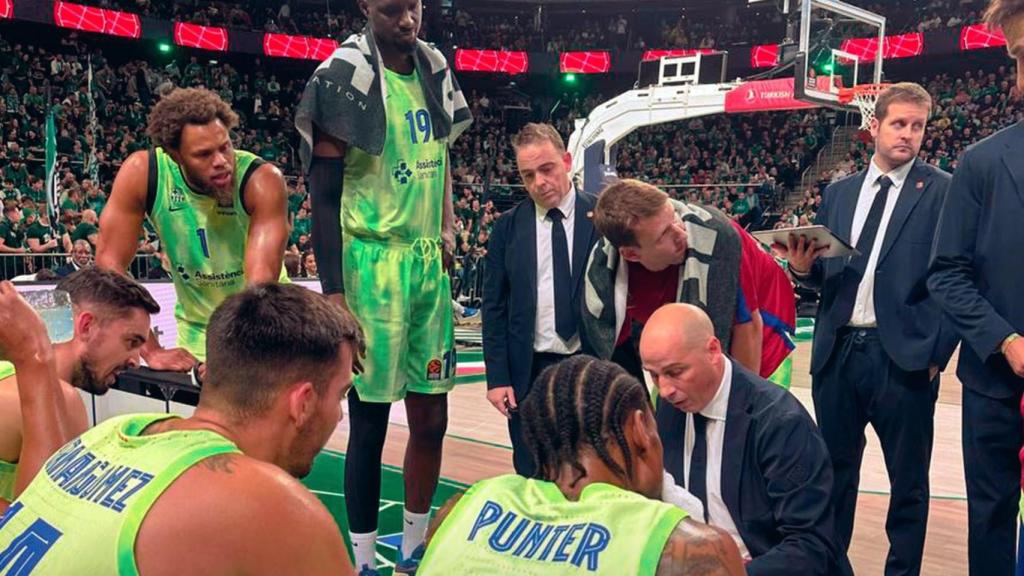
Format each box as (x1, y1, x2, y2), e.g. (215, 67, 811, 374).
(520, 355, 652, 488)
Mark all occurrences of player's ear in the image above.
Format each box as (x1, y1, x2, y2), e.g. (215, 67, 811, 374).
(619, 246, 641, 263)
(286, 380, 318, 427)
(76, 309, 98, 342)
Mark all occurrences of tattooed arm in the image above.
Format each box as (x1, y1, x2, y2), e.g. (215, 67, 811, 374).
(658, 518, 746, 576)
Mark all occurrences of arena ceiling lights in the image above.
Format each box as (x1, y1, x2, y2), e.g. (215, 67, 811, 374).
(174, 22, 229, 52)
(53, 1, 141, 38)
(454, 49, 529, 74)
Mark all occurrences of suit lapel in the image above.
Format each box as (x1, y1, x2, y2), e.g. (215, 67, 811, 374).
(572, 192, 595, 296)
(516, 201, 538, 310)
(1003, 126, 1024, 207)
(877, 161, 929, 265)
(835, 172, 867, 242)
(721, 364, 750, 522)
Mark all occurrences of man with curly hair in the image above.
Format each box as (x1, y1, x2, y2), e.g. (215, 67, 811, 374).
(97, 88, 290, 374)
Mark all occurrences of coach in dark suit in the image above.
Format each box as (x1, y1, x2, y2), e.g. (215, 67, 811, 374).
(640, 303, 850, 576)
(482, 123, 599, 476)
(927, 7, 1024, 570)
(786, 83, 958, 576)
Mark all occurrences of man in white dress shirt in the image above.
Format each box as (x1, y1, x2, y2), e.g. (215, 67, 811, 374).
(640, 303, 851, 576)
(481, 123, 599, 475)
(785, 83, 957, 576)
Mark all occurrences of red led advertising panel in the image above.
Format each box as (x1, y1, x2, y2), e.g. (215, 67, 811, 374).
(750, 44, 780, 68)
(839, 32, 924, 62)
(559, 51, 611, 74)
(174, 22, 229, 52)
(263, 33, 337, 61)
(960, 24, 1006, 50)
(54, 1, 141, 38)
(454, 49, 528, 74)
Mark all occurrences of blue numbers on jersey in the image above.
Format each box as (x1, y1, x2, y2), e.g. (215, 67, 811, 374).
(196, 228, 210, 259)
(0, 502, 63, 575)
(405, 109, 432, 144)
(441, 348, 456, 380)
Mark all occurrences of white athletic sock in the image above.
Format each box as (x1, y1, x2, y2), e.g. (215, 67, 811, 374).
(350, 530, 377, 571)
(402, 509, 431, 558)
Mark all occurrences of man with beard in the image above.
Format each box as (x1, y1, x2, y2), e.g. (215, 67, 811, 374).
(97, 88, 289, 374)
(0, 283, 361, 575)
(0, 267, 160, 510)
(294, 0, 471, 572)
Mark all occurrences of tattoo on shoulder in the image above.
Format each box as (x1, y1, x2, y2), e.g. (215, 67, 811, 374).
(657, 522, 737, 576)
(200, 453, 237, 474)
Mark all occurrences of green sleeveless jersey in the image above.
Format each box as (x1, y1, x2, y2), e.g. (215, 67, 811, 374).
(343, 67, 447, 242)
(419, 474, 688, 576)
(147, 147, 287, 360)
(0, 413, 239, 575)
(0, 361, 15, 502)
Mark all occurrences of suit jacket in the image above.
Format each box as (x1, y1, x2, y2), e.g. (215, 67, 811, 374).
(658, 362, 852, 576)
(799, 159, 959, 375)
(928, 122, 1024, 399)
(482, 191, 598, 398)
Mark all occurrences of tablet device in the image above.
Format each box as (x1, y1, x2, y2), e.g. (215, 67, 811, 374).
(751, 225, 859, 259)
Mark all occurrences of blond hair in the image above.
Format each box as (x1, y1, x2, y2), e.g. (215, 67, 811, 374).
(593, 179, 669, 248)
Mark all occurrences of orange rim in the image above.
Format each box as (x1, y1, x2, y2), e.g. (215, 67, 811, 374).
(837, 83, 891, 104)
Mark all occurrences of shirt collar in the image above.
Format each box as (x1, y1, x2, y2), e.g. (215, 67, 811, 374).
(700, 357, 732, 422)
(535, 186, 576, 222)
(867, 156, 915, 190)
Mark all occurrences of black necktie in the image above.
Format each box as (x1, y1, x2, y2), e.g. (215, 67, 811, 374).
(832, 175, 894, 327)
(689, 413, 709, 522)
(548, 207, 574, 341)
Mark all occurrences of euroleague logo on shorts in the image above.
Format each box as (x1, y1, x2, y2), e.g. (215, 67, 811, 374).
(426, 358, 443, 381)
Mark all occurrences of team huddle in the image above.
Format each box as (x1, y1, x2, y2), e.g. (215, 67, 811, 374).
(2, 0, 1024, 573)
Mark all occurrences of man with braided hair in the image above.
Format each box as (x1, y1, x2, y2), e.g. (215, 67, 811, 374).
(417, 355, 744, 575)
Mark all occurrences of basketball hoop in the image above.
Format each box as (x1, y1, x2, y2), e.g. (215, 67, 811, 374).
(838, 83, 890, 130)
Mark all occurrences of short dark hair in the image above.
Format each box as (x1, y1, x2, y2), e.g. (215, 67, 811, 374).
(146, 88, 239, 150)
(203, 283, 365, 417)
(520, 355, 651, 487)
(57, 268, 161, 318)
(511, 123, 566, 153)
(985, 0, 1024, 27)
(874, 82, 932, 123)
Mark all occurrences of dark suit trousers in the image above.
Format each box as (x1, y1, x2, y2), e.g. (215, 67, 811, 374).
(508, 351, 577, 477)
(812, 328, 937, 576)
(963, 383, 1023, 576)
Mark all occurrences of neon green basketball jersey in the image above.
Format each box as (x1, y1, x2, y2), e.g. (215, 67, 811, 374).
(0, 361, 15, 502)
(146, 147, 287, 360)
(343, 67, 448, 242)
(0, 413, 239, 575)
(419, 474, 688, 576)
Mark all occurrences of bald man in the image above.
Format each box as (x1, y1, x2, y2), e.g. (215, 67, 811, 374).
(640, 304, 850, 576)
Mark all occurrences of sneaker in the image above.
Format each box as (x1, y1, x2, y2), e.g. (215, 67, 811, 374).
(461, 307, 480, 320)
(393, 543, 426, 574)
(357, 565, 381, 576)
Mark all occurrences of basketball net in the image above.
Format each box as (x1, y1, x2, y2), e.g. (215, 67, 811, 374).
(838, 83, 890, 130)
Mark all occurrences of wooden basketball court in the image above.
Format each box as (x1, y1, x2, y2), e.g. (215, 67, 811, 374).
(324, 339, 969, 574)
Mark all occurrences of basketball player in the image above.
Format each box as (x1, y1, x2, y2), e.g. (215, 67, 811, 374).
(418, 355, 744, 575)
(296, 0, 471, 570)
(0, 283, 360, 575)
(97, 87, 289, 374)
(0, 269, 159, 510)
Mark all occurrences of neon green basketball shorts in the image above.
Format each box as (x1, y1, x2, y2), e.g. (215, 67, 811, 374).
(342, 235, 456, 403)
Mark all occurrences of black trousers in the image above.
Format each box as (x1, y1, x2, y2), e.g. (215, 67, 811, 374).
(812, 328, 938, 576)
(507, 351, 576, 477)
(963, 383, 1023, 576)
